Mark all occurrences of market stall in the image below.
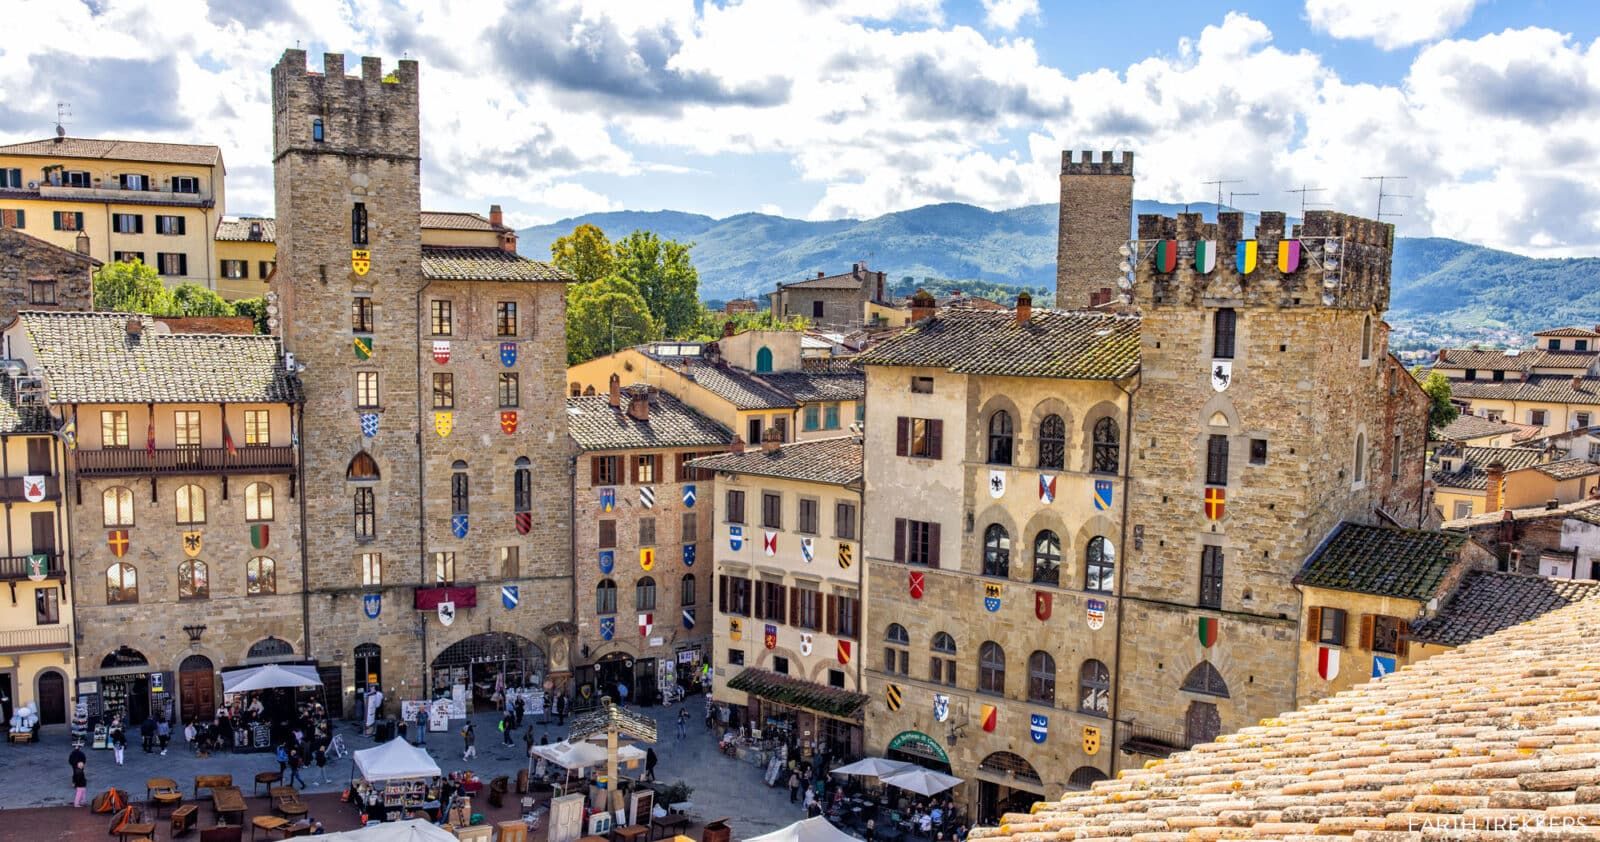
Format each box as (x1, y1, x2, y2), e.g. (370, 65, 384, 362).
(318, 818, 456, 841)
(745, 817, 861, 842)
(533, 739, 645, 787)
(219, 664, 326, 752)
(349, 738, 444, 822)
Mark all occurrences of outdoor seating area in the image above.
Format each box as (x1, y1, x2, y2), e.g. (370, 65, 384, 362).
(824, 759, 968, 841)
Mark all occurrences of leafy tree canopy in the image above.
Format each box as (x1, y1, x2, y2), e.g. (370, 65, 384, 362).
(93, 259, 175, 314)
(566, 275, 659, 365)
(1417, 369, 1461, 433)
(550, 223, 616, 286)
(614, 230, 700, 339)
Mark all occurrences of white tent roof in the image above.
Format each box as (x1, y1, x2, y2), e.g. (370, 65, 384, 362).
(532, 739, 645, 770)
(352, 739, 442, 783)
(221, 664, 322, 694)
(319, 819, 456, 842)
(879, 766, 964, 796)
(831, 757, 913, 778)
(745, 817, 860, 842)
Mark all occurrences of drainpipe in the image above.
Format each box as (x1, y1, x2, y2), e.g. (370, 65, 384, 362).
(1107, 370, 1139, 769)
(415, 279, 434, 695)
(295, 400, 310, 663)
(568, 452, 578, 626)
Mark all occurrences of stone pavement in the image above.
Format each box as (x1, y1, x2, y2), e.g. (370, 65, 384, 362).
(0, 695, 807, 839)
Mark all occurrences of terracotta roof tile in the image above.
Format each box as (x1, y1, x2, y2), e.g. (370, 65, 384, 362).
(660, 360, 797, 410)
(1432, 446, 1548, 490)
(1533, 327, 1600, 338)
(420, 246, 568, 282)
(688, 436, 862, 486)
(214, 217, 276, 242)
(1449, 376, 1600, 406)
(858, 309, 1140, 380)
(1528, 459, 1600, 481)
(756, 371, 865, 402)
(1294, 522, 1466, 600)
(1436, 415, 1530, 443)
(420, 211, 507, 232)
(1411, 571, 1600, 647)
(565, 388, 732, 451)
(0, 136, 221, 166)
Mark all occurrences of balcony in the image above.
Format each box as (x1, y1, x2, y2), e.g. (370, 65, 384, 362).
(38, 183, 213, 208)
(0, 553, 63, 582)
(0, 624, 71, 655)
(74, 446, 296, 477)
(1117, 720, 1192, 758)
(0, 475, 60, 503)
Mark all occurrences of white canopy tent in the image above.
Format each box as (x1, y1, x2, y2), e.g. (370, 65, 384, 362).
(220, 664, 322, 694)
(879, 766, 964, 797)
(533, 739, 645, 771)
(352, 738, 443, 783)
(831, 758, 913, 778)
(745, 817, 860, 842)
(318, 819, 456, 842)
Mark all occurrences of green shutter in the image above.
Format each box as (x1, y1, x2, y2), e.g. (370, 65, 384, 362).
(12, 210, 22, 229)
(74, 212, 83, 230)
(53, 212, 62, 231)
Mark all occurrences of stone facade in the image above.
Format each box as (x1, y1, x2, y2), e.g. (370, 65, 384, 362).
(770, 264, 887, 329)
(1055, 151, 1133, 310)
(0, 228, 95, 325)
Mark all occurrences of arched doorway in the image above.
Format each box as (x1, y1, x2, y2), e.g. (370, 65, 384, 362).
(1067, 765, 1108, 791)
(178, 654, 215, 724)
(36, 670, 66, 725)
(429, 632, 545, 711)
(100, 646, 152, 726)
(755, 346, 774, 373)
(246, 637, 295, 663)
(976, 751, 1044, 826)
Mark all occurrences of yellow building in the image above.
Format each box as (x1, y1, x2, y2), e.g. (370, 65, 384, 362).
(1434, 328, 1600, 434)
(1430, 444, 1548, 520)
(0, 136, 224, 289)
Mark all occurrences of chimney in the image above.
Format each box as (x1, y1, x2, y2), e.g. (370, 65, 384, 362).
(730, 434, 746, 455)
(1485, 461, 1505, 513)
(817, 271, 826, 279)
(1546, 498, 1561, 510)
(1573, 375, 1584, 392)
(124, 317, 143, 337)
(627, 389, 650, 422)
(1015, 292, 1033, 325)
(608, 373, 621, 409)
(722, 321, 736, 338)
(909, 289, 936, 322)
(761, 425, 783, 454)
(489, 204, 503, 227)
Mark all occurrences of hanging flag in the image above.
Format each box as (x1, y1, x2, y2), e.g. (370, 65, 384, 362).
(1030, 713, 1048, 744)
(682, 607, 696, 630)
(1204, 487, 1226, 521)
(1278, 239, 1301, 273)
(182, 530, 203, 558)
(107, 530, 129, 557)
(25, 554, 48, 582)
(640, 547, 655, 571)
(1236, 240, 1258, 274)
(21, 475, 45, 503)
(351, 249, 371, 275)
(451, 514, 469, 539)
(932, 693, 949, 722)
(598, 549, 615, 574)
(353, 335, 374, 361)
(885, 684, 903, 712)
(979, 703, 997, 732)
(763, 531, 777, 555)
(1034, 591, 1052, 622)
(1194, 239, 1217, 273)
(983, 582, 1003, 613)
(682, 544, 696, 567)
(682, 484, 696, 508)
(908, 571, 925, 600)
(1038, 474, 1056, 504)
(500, 411, 518, 435)
(729, 618, 743, 641)
(222, 417, 237, 457)
(800, 537, 814, 563)
(437, 600, 457, 626)
(599, 617, 615, 641)
(250, 523, 270, 550)
(763, 623, 777, 650)
(837, 640, 851, 666)
(639, 613, 654, 636)
(515, 511, 531, 535)
(988, 469, 1006, 498)
(363, 593, 381, 619)
(501, 585, 519, 610)
(1372, 655, 1396, 679)
(799, 633, 813, 656)
(360, 413, 379, 438)
(837, 543, 852, 569)
(1082, 725, 1102, 755)
(1317, 646, 1340, 680)
(599, 487, 616, 512)
(1198, 616, 1219, 648)
(1211, 360, 1233, 392)
(729, 525, 744, 551)
(61, 415, 76, 451)
(432, 340, 451, 364)
(1154, 238, 1178, 273)
(1093, 480, 1113, 511)
(1086, 598, 1106, 631)
(640, 487, 656, 509)
(434, 412, 453, 438)
(499, 342, 518, 367)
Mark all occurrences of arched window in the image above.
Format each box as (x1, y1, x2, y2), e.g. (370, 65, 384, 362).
(347, 451, 380, 480)
(353, 487, 375, 540)
(513, 457, 532, 514)
(1068, 766, 1108, 791)
(596, 579, 617, 614)
(636, 576, 657, 611)
(102, 486, 134, 527)
(451, 460, 469, 514)
(1092, 417, 1120, 474)
(1182, 661, 1231, 697)
(175, 484, 206, 525)
(311, 117, 324, 143)
(1361, 315, 1373, 361)
(248, 637, 294, 660)
(1027, 651, 1056, 704)
(1079, 659, 1110, 715)
(1085, 536, 1115, 593)
(245, 482, 274, 522)
(247, 556, 276, 595)
(1032, 530, 1061, 585)
(978, 641, 1006, 695)
(755, 347, 774, 373)
(987, 410, 1014, 465)
(1037, 414, 1065, 470)
(884, 623, 909, 676)
(178, 559, 209, 600)
(886, 623, 910, 645)
(680, 574, 696, 606)
(106, 562, 138, 604)
(1353, 433, 1367, 485)
(930, 632, 956, 685)
(982, 524, 1010, 577)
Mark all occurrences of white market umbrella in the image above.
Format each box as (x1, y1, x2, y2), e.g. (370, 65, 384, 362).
(745, 817, 860, 842)
(880, 766, 964, 797)
(351, 738, 442, 782)
(221, 664, 321, 694)
(319, 819, 456, 842)
(535, 739, 644, 771)
(831, 758, 913, 778)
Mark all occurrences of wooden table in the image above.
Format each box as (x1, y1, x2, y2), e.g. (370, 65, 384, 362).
(650, 814, 690, 840)
(117, 821, 156, 842)
(195, 774, 234, 800)
(147, 777, 179, 800)
(254, 771, 283, 796)
(614, 824, 649, 842)
(212, 786, 247, 825)
(250, 816, 287, 841)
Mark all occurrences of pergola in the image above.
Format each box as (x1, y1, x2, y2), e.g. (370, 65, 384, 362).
(566, 696, 658, 796)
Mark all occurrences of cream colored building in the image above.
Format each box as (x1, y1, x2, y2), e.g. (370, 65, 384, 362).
(1435, 328, 1600, 434)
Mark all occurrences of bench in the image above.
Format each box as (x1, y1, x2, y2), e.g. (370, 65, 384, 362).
(7, 730, 32, 744)
(171, 804, 198, 836)
(194, 774, 234, 800)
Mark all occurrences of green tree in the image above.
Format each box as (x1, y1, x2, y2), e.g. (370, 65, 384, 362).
(614, 230, 700, 339)
(550, 223, 615, 285)
(93, 259, 175, 314)
(232, 297, 269, 334)
(566, 275, 660, 364)
(171, 283, 236, 317)
(1419, 369, 1460, 433)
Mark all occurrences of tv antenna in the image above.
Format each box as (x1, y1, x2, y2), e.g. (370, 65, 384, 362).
(1362, 175, 1410, 221)
(1227, 191, 1258, 210)
(1201, 178, 1243, 212)
(1285, 185, 1328, 215)
(54, 102, 71, 138)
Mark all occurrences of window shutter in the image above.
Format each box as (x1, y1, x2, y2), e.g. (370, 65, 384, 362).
(1396, 629, 1409, 658)
(825, 594, 837, 635)
(929, 420, 944, 459)
(896, 417, 908, 456)
(1334, 610, 1346, 646)
(929, 522, 942, 568)
(13, 210, 22, 229)
(177, 216, 186, 235)
(718, 575, 728, 613)
(753, 582, 764, 620)
(790, 588, 800, 626)
(894, 518, 906, 562)
(135, 215, 143, 234)
(590, 457, 600, 486)
(74, 212, 84, 230)
(53, 213, 62, 231)
(1358, 614, 1374, 650)
(1306, 606, 1321, 643)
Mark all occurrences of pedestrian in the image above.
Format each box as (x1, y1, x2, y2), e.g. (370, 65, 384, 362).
(157, 718, 171, 755)
(288, 748, 307, 788)
(72, 759, 86, 807)
(67, 744, 85, 777)
(462, 723, 477, 760)
(645, 746, 658, 782)
(500, 711, 515, 746)
(804, 787, 818, 816)
(788, 770, 801, 803)
(314, 742, 329, 784)
(555, 692, 567, 725)
(111, 721, 126, 766)
(514, 696, 526, 729)
(523, 724, 535, 757)
(617, 681, 629, 708)
(414, 706, 428, 746)
(140, 715, 156, 753)
(676, 707, 689, 740)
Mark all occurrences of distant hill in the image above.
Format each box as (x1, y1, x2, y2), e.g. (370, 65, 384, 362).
(519, 203, 1599, 343)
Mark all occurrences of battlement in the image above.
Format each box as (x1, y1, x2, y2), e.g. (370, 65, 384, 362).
(1062, 150, 1134, 176)
(271, 49, 421, 162)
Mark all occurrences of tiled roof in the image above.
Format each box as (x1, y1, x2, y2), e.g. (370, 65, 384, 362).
(777, 270, 875, 291)
(1450, 374, 1600, 405)
(0, 228, 100, 265)
(664, 360, 797, 410)
(1435, 347, 1545, 372)
(1411, 570, 1600, 647)
(566, 388, 733, 451)
(1534, 326, 1600, 337)
(420, 211, 507, 232)
(0, 376, 56, 435)
(1294, 521, 1467, 600)
(857, 309, 1140, 381)
(1435, 413, 1526, 442)
(1432, 445, 1548, 490)
(688, 436, 862, 487)
(970, 594, 1600, 842)
(214, 217, 276, 242)
(18, 311, 300, 405)
(567, 698, 658, 744)
(1529, 459, 1600, 481)
(0, 137, 221, 166)
(726, 667, 869, 718)
(757, 371, 865, 403)
(420, 247, 569, 282)
(1442, 498, 1600, 530)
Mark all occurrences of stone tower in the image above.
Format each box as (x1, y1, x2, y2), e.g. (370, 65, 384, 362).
(1055, 150, 1133, 310)
(271, 50, 430, 702)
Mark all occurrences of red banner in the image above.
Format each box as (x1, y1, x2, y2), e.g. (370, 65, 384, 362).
(414, 586, 477, 610)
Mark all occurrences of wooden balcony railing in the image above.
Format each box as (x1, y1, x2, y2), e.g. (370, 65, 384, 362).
(1117, 720, 1192, 757)
(0, 553, 63, 582)
(73, 446, 296, 477)
(0, 625, 71, 654)
(0, 475, 60, 502)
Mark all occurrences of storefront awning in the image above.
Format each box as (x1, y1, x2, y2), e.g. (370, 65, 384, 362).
(727, 667, 869, 719)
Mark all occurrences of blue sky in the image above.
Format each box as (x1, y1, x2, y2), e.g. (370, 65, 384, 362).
(3, 0, 1600, 256)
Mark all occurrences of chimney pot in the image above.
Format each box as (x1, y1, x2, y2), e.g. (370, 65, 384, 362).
(909, 289, 936, 323)
(1547, 498, 1561, 510)
(730, 435, 746, 455)
(1485, 461, 1506, 513)
(125, 317, 143, 336)
(761, 426, 783, 454)
(1015, 292, 1033, 325)
(627, 390, 650, 422)
(817, 271, 826, 279)
(608, 373, 621, 409)
(1573, 375, 1583, 391)
(489, 204, 503, 227)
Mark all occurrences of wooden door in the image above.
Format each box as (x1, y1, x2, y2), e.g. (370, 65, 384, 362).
(30, 511, 55, 555)
(36, 671, 66, 725)
(1185, 701, 1221, 746)
(25, 438, 51, 475)
(179, 658, 215, 724)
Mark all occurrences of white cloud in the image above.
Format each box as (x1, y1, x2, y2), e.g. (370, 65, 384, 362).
(981, 0, 1039, 31)
(1304, 0, 1478, 50)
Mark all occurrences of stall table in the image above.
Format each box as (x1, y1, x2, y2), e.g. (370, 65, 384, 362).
(650, 814, 690, 840)
(614, 824, 649, 842)
(212, 786, 247, 825)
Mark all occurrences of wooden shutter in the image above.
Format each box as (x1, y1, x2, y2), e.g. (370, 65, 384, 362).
(896, 417, 909, 456)
(790, 587, 800, 626)
(929, 420, 944, 459)
(929, 522, 942, 568)
(776, 584, 787, 624)
(1358, 614, 1374, 650)
(74, 212, 84, 230)
(1333, 610, 1347, 646)
(719, 575, 728, 613)
(825, 594, 837, 635)
(894, 518, 907, 562)
(1306, 606, 1321, 643)
(590, 456, 601, 486)
(13, 209, 22, 229)
(1396, 628, 1409, 658)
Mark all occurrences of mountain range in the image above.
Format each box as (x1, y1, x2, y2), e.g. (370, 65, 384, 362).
(519, 202, 1600, 348)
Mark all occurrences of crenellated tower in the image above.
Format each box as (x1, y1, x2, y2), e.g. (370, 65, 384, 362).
(1056, 150, 1134, 310)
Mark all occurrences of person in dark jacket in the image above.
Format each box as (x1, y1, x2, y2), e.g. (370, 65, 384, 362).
(514, 696, 526, 729)
(140, 716, 157, 753)
(71, 759, 87, 807)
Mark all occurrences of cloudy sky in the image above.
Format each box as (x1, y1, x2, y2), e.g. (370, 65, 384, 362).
(3, 0, 1597, 256)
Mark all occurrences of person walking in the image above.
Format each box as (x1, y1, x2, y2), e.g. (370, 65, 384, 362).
(522, 724, 535, 757)
(414, 706, 428, 746)
(67, 745, 85, 778)
(71, 758, 87, 807)
(788, 769, 801, 803)
(555, 692, 567, 726)
(110, 721, 126, 766)
(315, 742, 329, 784)
(461, 723, 477, 760)
(288, 748, 307, 789)
(616, 681, 629, 708)
(140, 715, 156, 753)
(500, 711, 515, 746)
(644, 746, 658, 782)
(514, 696, 526, 729)
(157, 718, 171, 755)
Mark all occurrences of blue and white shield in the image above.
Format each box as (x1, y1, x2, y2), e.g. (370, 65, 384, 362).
(363, 593, 381, 619)
(932, 694, 949, 723)
(1372, 655, 1397, 679)
(501, 585, 519, 610)
(360, 413, 379, 438)
(1093, 480, 1114, 511)
(1030, 713, 1048, 744)
(683, 544, 696, 567)
(599, 550, 615, 575)
(599, 487, 616, 513)
(730, 525, 744, 551)
(682, 484, 696, 508)
(499, 341, 518, 367)
(599, 617, 615, 641)
(451, 514, 469, 539)
(682, 608, 696, 630)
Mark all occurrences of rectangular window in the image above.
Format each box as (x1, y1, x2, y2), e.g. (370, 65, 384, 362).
(433, 552, 455, 585)
(259, 260, 274, 279)
(1580, 340, 1592, 352)
(352, 297, 375, 333)
(1249, 439, 1267, 465)
(828, 670, 845, 689)
(798, 498, 818, 534)
(1316, 606, 1347, 645)
(1590, 442, 1600, 462)
(430, 300, 453, 336)
(804, 405, 820, 431)
(112, 213, 143, 234)
(355, 371, 380, 408)
(354, 487, 376, 540)
(896, 417, 943, 459)
(500, 546, 519, 579)
(1531, 409, 1548, 426)
(635, 454, 657, 484)
(360, 552, 382, 586)
(220, 259, 246, 279)
(1578, 412, 1593, 428)
(120, 174, 147, 191)
(834, 501, 857, 540)
(598, 520, 616, 549)
(171, 176, 199, 194)
(53, 211, 83, 231)
(155, 215, 185, 235)
(774, 416, 788, 442)
(884, 646, 908, 676)
(719, 574, 752, 616)
(173, 410, 201, 447)
(0, 209, 24, 229)
(157, 252, 187, 276)
(113, 251, 145, 264)
(794, 588, 822, 630)
(836, 594, 859, 639)
(812, 300, 825, 319)
(726, 490, 745, 524)
(498, 373, 519, 408)
(824, 404, 840, 430)
(639, 517, 656, 546)
(758, 580, 787, 623)
(593, 455, 621, 486)
(894, 518, 939, 567)
(1369, 614, 1405, 655)
(63, 171, 90, 188)
(1493, 370, 1505, 382)
(351, 202, 369, 246)
(728, 649, 745, 666)
(856, 402, 865, 424)
(1392, 433, 1402, 478)
(101, 410, 129, 448)
(1465, 369, 1478, 381)
(496, 301, 518, 336)
(35, 587, 59, 625)
(1206, 435, 1229, 486)
(681, 512, 697, 543)
(745, 416, 762, 445)
(244, 410, 270, 445)
(1549, 339, 1563, 351)
(0, 168, 20, 188)
(1199, 546, 1224, 609)
(29, 281, 57, 305)
(911, 376, 934, 394)
(1213, 308, 1237, 359)
(432, 373, 455, 409)
(761, 492, 782, 529)
(1452, 500, 1473, 519)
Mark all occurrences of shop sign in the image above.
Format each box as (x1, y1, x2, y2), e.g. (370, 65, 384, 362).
(886, 730, 950, 765)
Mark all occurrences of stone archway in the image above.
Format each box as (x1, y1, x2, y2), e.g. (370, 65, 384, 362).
(430, 632, 546, 711)
(976, 751, 1044, 825)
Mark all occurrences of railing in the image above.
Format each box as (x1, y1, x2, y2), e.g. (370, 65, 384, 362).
(0, 553, 63, 581)
(74, 446, 296, 476)
(1117, 720, 1191, 756)
(0, 475, 60, 501)
(0, 624, 71, 654)
(38, 183, 213, 207)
